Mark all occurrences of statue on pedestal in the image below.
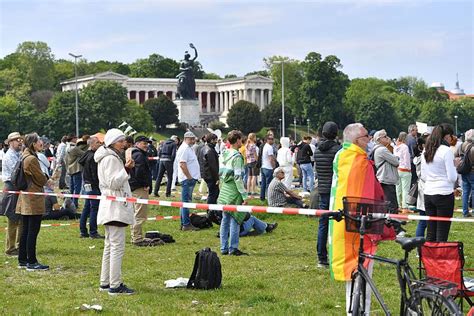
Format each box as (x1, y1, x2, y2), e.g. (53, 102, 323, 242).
(176, 43, 198, 100)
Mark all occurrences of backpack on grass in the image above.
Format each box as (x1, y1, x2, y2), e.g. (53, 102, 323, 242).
(187, 248, 222, 290)
(190, 213, 213, 229)
(11, 157, 28, 190)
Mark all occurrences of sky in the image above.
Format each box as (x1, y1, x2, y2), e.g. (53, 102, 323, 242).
(1, 0, 473, 93)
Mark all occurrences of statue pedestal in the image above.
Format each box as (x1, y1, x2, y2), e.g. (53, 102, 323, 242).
(174, 99, 201, 127)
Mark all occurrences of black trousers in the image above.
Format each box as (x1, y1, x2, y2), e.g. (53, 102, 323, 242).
(205, 179, 219, 204)
(154, 160, 174, 196)
(424, 193, 454, 242)
(18, 215, 43, 264)
(381, 183, 399, 213)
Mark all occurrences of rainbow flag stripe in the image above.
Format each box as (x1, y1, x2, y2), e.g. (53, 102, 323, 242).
(328, 142, 384, 281)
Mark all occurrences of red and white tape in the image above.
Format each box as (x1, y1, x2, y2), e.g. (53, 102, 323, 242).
(3, 190, 474, 223)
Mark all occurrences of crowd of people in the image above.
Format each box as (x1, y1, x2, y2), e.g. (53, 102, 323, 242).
(1, 120, 473, 299)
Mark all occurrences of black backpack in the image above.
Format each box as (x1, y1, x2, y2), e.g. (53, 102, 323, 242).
(187, 248, 222, 290)
(457, 144, 473, 175)
(190, 213, 213, 229)
(368, 146, 386, 172)
(11, 157, 28, 190)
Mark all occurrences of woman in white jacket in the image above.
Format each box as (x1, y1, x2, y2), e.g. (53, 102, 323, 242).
(277, 137, 294, 188)
(95, 129, 135, 295)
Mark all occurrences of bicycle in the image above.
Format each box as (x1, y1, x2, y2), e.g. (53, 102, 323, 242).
(327, 197, 461, 316)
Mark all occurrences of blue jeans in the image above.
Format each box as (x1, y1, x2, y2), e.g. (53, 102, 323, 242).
(286, 196, 305, 208)
(180, 178, 197, 226)
(462, 173, 474, 216)
(220, 212, 240, 253)
(80, 188, 100, 236)
(416, 210, 427, 237)
(70, 172, 82, 208)
(300, 163, 314, 192)
(317, 193, 330, 263)
(260, 168, 273, 200)
(240, 216, 267, 236)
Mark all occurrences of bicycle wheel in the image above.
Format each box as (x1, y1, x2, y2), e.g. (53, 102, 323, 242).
(406, 290, 461, 316)
(351, 274, 364, 316)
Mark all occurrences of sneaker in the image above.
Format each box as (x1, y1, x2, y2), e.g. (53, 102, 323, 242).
(153, 193, 160, 197)
(181, 224, 200, 231)
(5, 249, 19, 256)
(229, 249, 249, 256)
(165, 194, 175, 198)
(90, 234, 105, 239)
(99, 284, 110, 292)
(108, 283, 135, 296)
(396, 231, 406, 238)
(317, 262, 329, 268)
(463, 213, 472, 218)
(18, 261, 27, 269)
(80, 234, 90, 238)
(221, 250, 229, 255)
(265, 223, 278, 233)
(26, 262, 49, 271)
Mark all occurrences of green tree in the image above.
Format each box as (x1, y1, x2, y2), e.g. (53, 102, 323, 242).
(53, 59, 74, 91)
(353, 95, 398, 136)
(227, 100, 263, 134)
(203, 72, 222, 79)
(261, 101, 293, 131)
(418, 100, 450, 126)
(15, 41, 55, 91)
(264, 56, 303, 117)
(0, 96, 39, 139)
(41, 91, 76, 139)
(448, 98, 474, 134)
(245, 70, 269, 77)
(0, 68, 31, 98)
(30, 90, 54, 111)
(121, 101, 154, 133)
(130, 54, 179, 78)
(143, 95, 179, 130)
(224, 74, 237, 79)
(300, 52, 349, 129)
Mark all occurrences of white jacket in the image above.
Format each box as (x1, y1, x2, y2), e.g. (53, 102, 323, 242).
(94, 146, 135, 225)
(277, 137, 293, 167)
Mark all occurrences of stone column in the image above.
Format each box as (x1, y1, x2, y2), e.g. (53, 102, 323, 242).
(144, 91, 149, 102)
(268, 89, 273, 104)
(224, 91, 228, 111)
(172, 91, 176, 100)
(206, 92, 210, 113)
(197, 92, 202, 112)
(260, 89, 265, 110)
(243, 89, 247, 101)
(250, 89, 255, 104)
(136, 91, 140, 104)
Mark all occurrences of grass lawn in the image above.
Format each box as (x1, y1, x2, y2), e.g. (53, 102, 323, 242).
(0, 185, 472, 315)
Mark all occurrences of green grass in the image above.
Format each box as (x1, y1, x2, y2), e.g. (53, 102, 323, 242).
(0, 187, 471, 315)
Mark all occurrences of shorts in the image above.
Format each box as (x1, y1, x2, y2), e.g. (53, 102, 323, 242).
(246, 162, 257, 176)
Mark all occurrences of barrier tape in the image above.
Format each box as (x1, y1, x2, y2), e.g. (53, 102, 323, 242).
(3, 190, 474, 223)
(47, 157, 160, 162)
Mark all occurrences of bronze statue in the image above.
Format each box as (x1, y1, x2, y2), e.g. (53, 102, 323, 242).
(176, 43, 198, 100)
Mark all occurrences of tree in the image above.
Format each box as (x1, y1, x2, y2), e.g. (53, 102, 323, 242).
(264, 56, 303, 117)
(121, 101, 154, 133)
(245, 70, 269, 77)
(261, 101, 293, 131)
(143, 95, 179, 130)
(418, 100, 450, 126)
(353, 95, 398, 136)
(15, 41, 55, 91)
(227, 100, 263, 134)
(300, 52, 349, 129)
(449, 98, 474, 134)
(30, 90, 54, 111)
(224, 74, 237, 79)
(41, 91, 76, 139)
(0, 96, 39, 139)
(130, 54, 179, 78)
(203, 72, 222, 79)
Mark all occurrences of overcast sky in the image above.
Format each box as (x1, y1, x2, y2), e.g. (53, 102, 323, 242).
(1, 0, 473, 93)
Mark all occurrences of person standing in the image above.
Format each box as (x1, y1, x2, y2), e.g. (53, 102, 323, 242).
(218, 130, 249, 256)
(65, 137, 87, 208)
(153, 135, 178, 197)
(259, 135, 276, 201)
(313, 122, 341, 268)
(78, 134, 103, 239)
(245, 133, 259, 196)
(55, 136, 68, 189)
(177, 131, 201, 231)
(201, 133, 220, 204)
(1, 132, 24, 256)
(394, 132, 412, 212)
(421, 123, 457, 242)
(296, 136, 314, 192)
(406, 124, 419, 185)
(277, 137, 294, 189)
(129, 136, 158, 246)
(95, 128, 135, 295)
(16, 133, 49, 271)
(455, 129, 474, 217)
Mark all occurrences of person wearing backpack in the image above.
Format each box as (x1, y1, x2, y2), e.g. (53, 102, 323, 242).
(455, 129, 474, 217)
(1, 132, 24, 257)
(16, 133, 49, 271)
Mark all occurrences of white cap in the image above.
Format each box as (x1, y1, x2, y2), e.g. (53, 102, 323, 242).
(104, 128, 126, 147)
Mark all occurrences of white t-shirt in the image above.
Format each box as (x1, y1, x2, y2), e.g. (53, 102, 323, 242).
(177, 144, 201, 182)
(420, 145, 457, 196)
(261, 143, 274, 170)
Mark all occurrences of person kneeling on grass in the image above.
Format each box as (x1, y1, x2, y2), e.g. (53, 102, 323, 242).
(267, 167, 305, 208)
(95, 129, 135, 296)
(239, 213, 278, 237)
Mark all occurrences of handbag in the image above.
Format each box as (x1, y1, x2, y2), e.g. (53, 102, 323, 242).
(406, 183, 418, 206)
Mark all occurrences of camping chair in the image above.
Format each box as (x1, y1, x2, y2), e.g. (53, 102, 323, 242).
(419, 241, 474, 312)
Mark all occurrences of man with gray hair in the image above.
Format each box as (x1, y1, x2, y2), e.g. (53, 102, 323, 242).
(267, 167, 305, 208)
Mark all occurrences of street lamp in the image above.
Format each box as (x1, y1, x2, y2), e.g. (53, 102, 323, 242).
(279, 118, 282, 136)
(307, 118, 310, 135)
(69, 53, 82, 137)
(273, 60, 285, 137)
(454, 115, 458, 135)
(294, 117, 297, 141)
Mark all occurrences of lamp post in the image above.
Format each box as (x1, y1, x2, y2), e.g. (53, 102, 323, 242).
(307, 118, 310, 135)
(454, 115, 458, 135)
(279, 118, 282, 136)
(69, 53, 82, 137)
(273, 60, 285, 137)
(294, 117, 297, 141)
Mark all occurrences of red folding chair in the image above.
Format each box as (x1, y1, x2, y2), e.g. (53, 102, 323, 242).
(419, 241, 474, 312)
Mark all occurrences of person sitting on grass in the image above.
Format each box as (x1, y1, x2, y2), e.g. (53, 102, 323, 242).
(42, 182, 80, 220)
(239, 214, 278, 237)
(267, 167, 305, 208)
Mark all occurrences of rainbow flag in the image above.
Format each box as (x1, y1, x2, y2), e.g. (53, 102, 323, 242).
(328, 142, 384, 281)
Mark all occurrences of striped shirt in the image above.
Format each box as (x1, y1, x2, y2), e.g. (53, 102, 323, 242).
(268, 178, 290, 207)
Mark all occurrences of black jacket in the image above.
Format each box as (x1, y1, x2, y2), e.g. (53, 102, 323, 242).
(78, 150, 100, 190)
(128, 147, 152, 191)
(158, 139, 177, 161)
(200, 143, 219, 181)
(296, 142, 313, 164)
(313, 139, 341, 194)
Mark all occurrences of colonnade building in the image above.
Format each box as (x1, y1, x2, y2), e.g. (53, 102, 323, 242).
(61, 71, 274, 125)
